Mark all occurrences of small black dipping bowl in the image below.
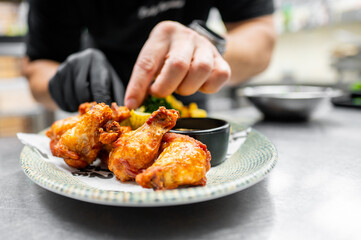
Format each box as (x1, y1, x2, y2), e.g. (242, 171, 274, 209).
(169, 118, 230, 167)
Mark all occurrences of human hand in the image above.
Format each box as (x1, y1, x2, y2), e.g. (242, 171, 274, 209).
(49, 49, 124, 112)
(124, 21, 231, 109)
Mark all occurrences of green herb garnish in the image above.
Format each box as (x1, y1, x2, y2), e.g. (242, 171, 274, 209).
(141, 96, 175, 113)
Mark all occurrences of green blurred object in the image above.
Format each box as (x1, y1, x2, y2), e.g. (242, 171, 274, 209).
(350, 81, 361, 92)
(282, 3, 292, 32)
(352, 97, 361, 105)
(139, 96, 175, 113)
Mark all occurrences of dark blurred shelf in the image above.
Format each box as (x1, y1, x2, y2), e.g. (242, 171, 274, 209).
(0, 36, 24, 43)
(332, 96, 361, 109)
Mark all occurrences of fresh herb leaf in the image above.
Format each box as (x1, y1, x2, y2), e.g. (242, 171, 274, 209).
(142, 96, 175, 113)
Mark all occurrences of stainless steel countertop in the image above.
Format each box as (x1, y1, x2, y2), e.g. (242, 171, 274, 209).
(1, 106, 360, 240)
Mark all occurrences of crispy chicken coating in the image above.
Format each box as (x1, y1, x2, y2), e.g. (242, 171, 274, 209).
(46, 102, 130, 157)
(99, 120, 132, 145)
(78, 101, 97, 115)
(46, 115, 80, 144)
(136, 133, 211, 190)
(46, 102, 97, 154)
(108, 107, 179, 182)
(46, 115, 81, 157)
(111, 102, 131, 122)
(99, 121, 132, 166)
(51, 103, 112, 168)
(46, 102, 96, 141)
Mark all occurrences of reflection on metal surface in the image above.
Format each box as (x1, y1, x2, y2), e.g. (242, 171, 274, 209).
(239, 85, 343, 121)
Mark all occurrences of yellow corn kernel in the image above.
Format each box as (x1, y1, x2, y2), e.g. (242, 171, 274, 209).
(188, 102, 198, 111)
(180, 107, 190, 118)
(166, 95, 184, 110)
(190, 108, 207, 118)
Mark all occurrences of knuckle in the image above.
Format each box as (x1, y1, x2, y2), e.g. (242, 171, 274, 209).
(155, 21, 177, 35)
(168, 56, 189, 71)
(201, 67, 230, 93)
(184, 27, 197, 38)
(184, 29, 199, 43)
(135, 56, 156, 74)
(198, 35, 211, 45)
(192, 60, 212, 73)
(213, 65, 231, 81)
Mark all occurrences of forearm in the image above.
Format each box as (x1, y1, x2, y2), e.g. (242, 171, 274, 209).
(21, 57, 60, 110)
(223, 15, 276, 85)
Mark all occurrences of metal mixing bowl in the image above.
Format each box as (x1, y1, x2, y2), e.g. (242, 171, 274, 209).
(240, 85, 342, 121)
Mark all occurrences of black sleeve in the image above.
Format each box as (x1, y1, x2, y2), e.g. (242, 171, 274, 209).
(26, 0, 83, 62)
(215, 0, 274, 23)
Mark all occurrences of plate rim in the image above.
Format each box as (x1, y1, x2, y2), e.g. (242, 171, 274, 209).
(20, 128, 278, 207)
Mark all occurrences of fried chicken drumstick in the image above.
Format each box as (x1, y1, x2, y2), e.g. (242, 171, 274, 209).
(45, 102, 213, 191)
(108, 107, 179, 182)
(136, 133, 211, 190)
(51, 103, 112, 168)
(46, 102, 129, 145)
(46, 102, 131, 168)
(46, 102, 97, 148)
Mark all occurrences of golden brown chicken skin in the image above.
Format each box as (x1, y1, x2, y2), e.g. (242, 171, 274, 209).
(99, 120, 132, 145)
(108, 107, 179, 182)
(46, 102, 97, 150)
(46, 102, 126, 141)
(46, 115, 80, 147)
(98, 121, 132, 166)
(111, 102, 131, 122)
(46, 102, 130, 156)
(52, 103, 112, 168)
(78, 101, 97, 115)
(136, 133, 211, 190)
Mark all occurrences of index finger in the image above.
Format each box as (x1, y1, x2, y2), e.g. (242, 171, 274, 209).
(124, 35, 170, 109)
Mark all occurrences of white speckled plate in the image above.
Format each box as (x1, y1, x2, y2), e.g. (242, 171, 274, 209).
(20, 127, 277, 207)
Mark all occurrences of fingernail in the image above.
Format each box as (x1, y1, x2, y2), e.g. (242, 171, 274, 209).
(125, 98, 138, 109)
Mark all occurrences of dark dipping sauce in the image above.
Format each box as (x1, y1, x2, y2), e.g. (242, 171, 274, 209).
(170, 118, 230, 166)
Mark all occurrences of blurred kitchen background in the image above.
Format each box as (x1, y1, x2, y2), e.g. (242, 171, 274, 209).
(1, 0, 361, 137)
